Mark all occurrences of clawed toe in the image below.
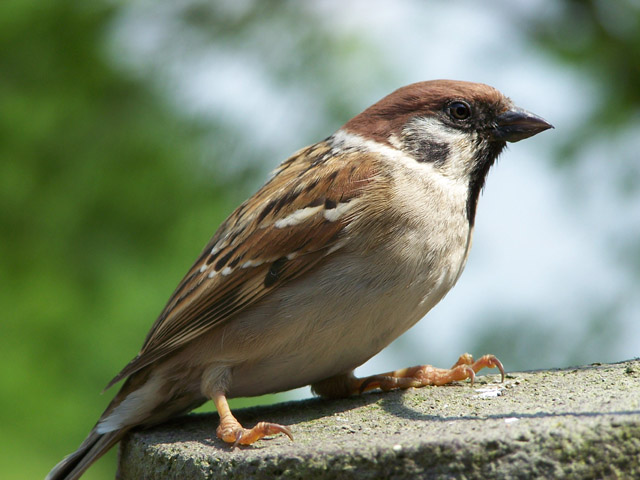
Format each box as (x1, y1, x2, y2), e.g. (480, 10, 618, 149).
(462, 365, 476, 385)
(471, 354, 505, 383)
(213, 391, 293, 448)
(219, 421, 293, 448)
(248, 421, 294, 443)
(352, 353, 505, 395)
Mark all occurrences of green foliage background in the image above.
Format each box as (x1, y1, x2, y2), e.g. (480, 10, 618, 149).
(1, 2, 245, 478)
(1, 1, 638, 479)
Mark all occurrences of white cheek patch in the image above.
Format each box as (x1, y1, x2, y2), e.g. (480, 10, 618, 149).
(333, 129, 444, 182)
(334, 129, 449, 190)
(402, 117, 478, 180)
(388, 133, 403, 149)
(336, 126, 469, 209)
(333, 129, 414, 165)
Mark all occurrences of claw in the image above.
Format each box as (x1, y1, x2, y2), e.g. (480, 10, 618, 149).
(473, 354, 505, 383)
(230, 422, 293, 446)
(464, 366, 476, 385)
(232, 429, 243, 450)
(261, 422, 294, 442)
(490, 356, 505, 383)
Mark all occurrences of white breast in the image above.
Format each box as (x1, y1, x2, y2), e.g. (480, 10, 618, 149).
(222, 146, 472, 397)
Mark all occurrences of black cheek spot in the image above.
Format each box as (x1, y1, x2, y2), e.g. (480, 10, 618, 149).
(264, 257, 288, 288)
(416, 140, 450, 166)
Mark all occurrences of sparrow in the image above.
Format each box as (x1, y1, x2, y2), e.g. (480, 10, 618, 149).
(46, 80, 552, 480)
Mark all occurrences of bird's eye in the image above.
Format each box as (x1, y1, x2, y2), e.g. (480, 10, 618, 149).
(447, 101, 472, 120)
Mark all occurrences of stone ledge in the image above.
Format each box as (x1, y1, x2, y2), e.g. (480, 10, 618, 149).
(119, 359, 640, 479)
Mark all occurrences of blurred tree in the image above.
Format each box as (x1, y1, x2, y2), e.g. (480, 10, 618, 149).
(525, 0, 640, 166)
(0, 1, 253, 478)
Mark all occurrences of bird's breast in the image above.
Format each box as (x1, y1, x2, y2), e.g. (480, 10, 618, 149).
(217, 182, 472, 397)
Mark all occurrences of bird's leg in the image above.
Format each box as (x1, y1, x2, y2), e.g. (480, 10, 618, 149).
(212, 391, 293, 447)
(312, 354, 504, 399)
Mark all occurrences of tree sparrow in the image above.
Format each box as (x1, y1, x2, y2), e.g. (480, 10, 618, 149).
(47, 80, 552, 480)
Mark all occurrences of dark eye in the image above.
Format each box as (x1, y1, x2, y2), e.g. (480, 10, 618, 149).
(447, 101, 472, 120)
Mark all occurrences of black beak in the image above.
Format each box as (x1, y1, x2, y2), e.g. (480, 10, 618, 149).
(492, 107, 553, 143)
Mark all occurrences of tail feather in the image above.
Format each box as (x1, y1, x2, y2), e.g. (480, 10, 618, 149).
(45, 428, 128, 480)
(46, 368, 201, 479)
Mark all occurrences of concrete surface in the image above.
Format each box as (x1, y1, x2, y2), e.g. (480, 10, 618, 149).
(119, 359, 640, 479)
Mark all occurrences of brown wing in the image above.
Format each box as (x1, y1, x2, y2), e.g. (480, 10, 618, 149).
(106, 141, 380, 389)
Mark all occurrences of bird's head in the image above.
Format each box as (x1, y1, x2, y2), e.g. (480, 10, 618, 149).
(343, 79, 553, 224)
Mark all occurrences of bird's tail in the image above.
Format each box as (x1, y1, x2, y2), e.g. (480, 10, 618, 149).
(45, 427, 128, 480)
(45, 368, 204, 480)
(44, 365, 156, 480)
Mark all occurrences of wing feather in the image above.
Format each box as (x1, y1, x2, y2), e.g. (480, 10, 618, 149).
(106, 142, 380, 389)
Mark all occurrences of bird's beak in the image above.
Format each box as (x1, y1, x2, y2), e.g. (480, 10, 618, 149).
(492, 107, 553, 143)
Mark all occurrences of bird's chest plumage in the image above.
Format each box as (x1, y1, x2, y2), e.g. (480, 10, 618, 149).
(373, 168, 473, 330)
(225, 166, 473, 397)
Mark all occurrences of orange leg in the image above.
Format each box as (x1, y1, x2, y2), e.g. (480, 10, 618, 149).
(312, 353, 505, 399)
(213, 391, 293, 447)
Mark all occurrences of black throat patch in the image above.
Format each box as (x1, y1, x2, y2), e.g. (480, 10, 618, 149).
(466, 141, 506, 226)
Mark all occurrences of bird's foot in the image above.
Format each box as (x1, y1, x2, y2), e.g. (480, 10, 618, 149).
(357, 353, 505, 394)
(217, 419, 293, 447)
(212, 391, 293, 447)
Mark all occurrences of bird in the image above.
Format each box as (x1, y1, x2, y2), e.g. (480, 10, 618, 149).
(46, 79, 552, 479)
